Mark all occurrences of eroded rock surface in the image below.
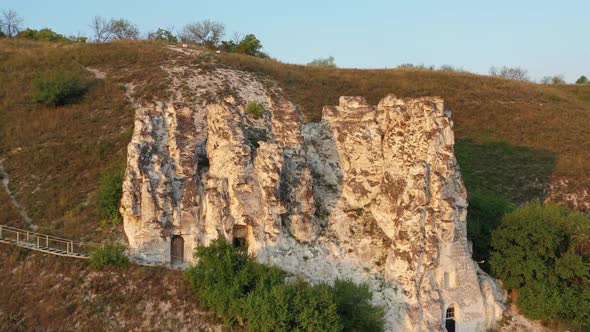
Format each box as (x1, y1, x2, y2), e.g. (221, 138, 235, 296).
(121, 65, 504, 331)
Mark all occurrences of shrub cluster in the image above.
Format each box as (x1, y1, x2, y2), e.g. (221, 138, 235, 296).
(307, 56, 337, 68)
(97, 171, 124, 225)
(89, 243, 129, 267)
(541, 75, 566, 85)
(490, 202, 590, 326)
(32, 72, 88, 106)
(246, 101, 264, 119)
(17, 28, 69, 42)
(220, 34, 266, 57)
(185, 238, 384, 331)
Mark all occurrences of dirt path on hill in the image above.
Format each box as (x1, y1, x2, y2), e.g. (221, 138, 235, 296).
(0, 160, 36, 230)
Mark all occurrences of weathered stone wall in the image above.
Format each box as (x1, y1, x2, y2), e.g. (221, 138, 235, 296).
(120, 67, 505, 330)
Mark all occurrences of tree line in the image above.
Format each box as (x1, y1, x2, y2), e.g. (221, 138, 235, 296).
(0, 9, 267, 58)
(6, 8, 587, 81)
(396, 63, 589, 85)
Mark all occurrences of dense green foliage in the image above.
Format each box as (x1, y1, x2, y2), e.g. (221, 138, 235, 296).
(333, 280, 385, 331)
(490, 202, 590, 326)
(32, 72, 88, 106)
(89, 243, 129, 267)
(576, 75, 589, 84)
(235, 34, 264, 56)
(148, 28, 178, 43)
(97, 171, 123, 224)
(185, 238, 384, 331)
(221, 34, 266, 57)
(246, 101, 264, 119)
(17, 28, 68, 42)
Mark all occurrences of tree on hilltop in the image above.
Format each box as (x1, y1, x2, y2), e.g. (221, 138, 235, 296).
(307, 56, 337, 67)
(489, 66, 529, 81)
(576, 75, 589, 84)
(541, 74, 566, 85)
(180, 19, 225, 47)
(90, 16, 113, 42)
(220, 32, 266, 57)
(148, 28, 178, 43)
(1, 9, 23, 37)
(110, 18, 139, 40)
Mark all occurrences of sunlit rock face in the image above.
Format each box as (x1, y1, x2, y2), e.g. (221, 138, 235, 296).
(121, 82, 505, 330)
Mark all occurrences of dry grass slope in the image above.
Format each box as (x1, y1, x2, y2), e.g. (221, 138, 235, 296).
(0, 247, 223, 331)
(0, 38, 589, 331)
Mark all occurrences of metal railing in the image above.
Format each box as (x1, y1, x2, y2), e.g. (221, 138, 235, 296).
(0, 224, 99, 258)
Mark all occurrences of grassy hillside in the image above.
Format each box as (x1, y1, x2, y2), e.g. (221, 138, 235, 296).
(0, 38, 588, 332)
(0, 38, 588, 239)
(0, 247, 222, 331)
(0, 39, 174, 239)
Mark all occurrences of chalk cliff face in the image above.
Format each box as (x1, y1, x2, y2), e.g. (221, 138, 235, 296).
(120, 67, 504, 331)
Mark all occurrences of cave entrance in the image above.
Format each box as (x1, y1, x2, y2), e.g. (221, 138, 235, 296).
(171, 235, 184, 265)
(445, 305, 456, 332)
(233, 225, 247, 248)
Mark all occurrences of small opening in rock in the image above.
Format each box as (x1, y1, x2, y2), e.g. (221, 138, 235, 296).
(171, 235, 184, 265)
(233, 225, 247, 248)
(445, 305, 456, 332)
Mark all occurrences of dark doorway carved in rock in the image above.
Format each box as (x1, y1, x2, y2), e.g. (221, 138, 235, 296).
(445, 305, 456, 332)
(233, 225, 247, 248)
(171, 235, 184, 265)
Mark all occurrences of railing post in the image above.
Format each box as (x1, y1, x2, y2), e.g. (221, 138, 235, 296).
(46, 235, 48, 248)
(16, 232, 19, 244)
(37, 236, 40, 248)
(26, 231, 30, 242)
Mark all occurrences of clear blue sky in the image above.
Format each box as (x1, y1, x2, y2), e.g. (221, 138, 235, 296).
(8, 0, 590, 82)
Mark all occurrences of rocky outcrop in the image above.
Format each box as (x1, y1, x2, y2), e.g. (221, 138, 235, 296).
(120, 65, 504, 331)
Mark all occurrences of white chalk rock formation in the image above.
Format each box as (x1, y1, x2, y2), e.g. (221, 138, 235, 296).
(121, 81, 504, 330)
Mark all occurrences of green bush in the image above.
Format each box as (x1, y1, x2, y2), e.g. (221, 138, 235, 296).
(32, 72, 88, 106)
(185, 238, 383, 331)
(245, 281, 342, 332)
(148, 28, 178, 43)
(97, 171, 123, 224)
(333, 279, 385, 331)
(220, 34, 267, 58)
(490, 202, 590, 326)
(17, 28, 69, 42)
(246, 102, 264, 119)
(184, 238, 284, 323)
(89, 243, 129, 267)
(576, 75, 589, 84)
